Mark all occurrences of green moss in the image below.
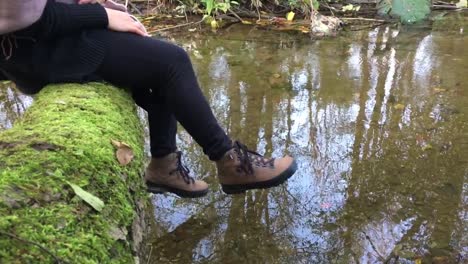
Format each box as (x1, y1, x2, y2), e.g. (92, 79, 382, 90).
(0, 83, 147, 263)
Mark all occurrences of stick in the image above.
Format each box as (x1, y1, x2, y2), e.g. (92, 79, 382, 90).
(0, 231, 68, 264)
(147, 19, 204, 33)
(128, 1, 143, 15)
(341, 17, 388, 23)
(229, 9, 244, 22)
(432, 4, 467, 10)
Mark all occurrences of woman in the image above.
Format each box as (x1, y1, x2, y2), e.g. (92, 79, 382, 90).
(0, 0, 297, 198)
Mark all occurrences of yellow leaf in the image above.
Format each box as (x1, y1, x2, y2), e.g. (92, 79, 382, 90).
(242, 20, 253, 25)
(211, 20, 218, 29)
(286, 11, 295, 22)
(433, 87, 447, 93)
(422, 144, 433, 151)
(394, 104, 405, 110)
(415, 259, 422, 264)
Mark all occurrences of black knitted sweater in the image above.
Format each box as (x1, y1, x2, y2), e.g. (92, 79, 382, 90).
(0, 1, 108, 94)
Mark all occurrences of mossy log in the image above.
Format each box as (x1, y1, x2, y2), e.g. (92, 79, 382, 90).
(0, 83, 150, 263)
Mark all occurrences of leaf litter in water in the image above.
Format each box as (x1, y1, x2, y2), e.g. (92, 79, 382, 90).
(394, 103, 406, 110)
(67, 182, 104, 212)
(111, 139, 134, 165)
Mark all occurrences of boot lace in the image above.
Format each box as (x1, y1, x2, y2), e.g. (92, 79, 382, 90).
(233, 141, 275, 176)
(169, 151, 195, 184)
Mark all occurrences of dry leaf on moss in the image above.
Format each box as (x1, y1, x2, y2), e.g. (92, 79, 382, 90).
(111, 139, 134, 165)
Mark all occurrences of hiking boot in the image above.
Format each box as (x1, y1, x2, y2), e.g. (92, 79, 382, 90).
(145, 151, 209, 198)
(216, 141, 297, 194)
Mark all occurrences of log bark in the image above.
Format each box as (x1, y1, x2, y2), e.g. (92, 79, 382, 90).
(0, 83, 150, 263)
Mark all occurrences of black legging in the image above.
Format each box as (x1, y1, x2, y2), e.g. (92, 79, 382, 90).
(93, 30, 232, 160)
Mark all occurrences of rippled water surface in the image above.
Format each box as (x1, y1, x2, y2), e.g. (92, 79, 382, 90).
(1, 13, 467, 264)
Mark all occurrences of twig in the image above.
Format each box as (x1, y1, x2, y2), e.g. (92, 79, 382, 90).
(340, 17, 388, 23)
(347, 22, 387, 31)
(0, 231, 68, 264)
(361, 231, 386, 262)
(432, 4, 467, 10)
(229, 9, 244, 22)
(146, 245, 153, 264)
(128, 1, 143, 15)
(147, 19, 204, 33)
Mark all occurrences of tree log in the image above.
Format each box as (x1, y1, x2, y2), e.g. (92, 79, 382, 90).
(0, 83, 150, 263)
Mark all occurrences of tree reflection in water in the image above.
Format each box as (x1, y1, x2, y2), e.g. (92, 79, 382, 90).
(0, 19, 466, 264)
(149, 23, 467, 264)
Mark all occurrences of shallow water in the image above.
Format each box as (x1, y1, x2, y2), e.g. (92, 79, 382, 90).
(1, 12, 467, 264)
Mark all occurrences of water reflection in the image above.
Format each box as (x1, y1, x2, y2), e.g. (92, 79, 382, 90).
(0, 17, 466, 264)
(149, 23, 467, 263)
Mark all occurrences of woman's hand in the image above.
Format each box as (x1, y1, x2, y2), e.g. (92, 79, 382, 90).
(105, 8, 149, 37)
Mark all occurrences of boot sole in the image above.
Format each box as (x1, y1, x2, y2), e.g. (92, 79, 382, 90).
(221, 160, 298, 194)
(146, 183, 209, 198)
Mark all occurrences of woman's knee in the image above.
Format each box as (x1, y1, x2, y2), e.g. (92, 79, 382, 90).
(168, 43, 191, 67)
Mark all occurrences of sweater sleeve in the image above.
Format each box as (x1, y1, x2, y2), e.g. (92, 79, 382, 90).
(33, 2, 109, 39)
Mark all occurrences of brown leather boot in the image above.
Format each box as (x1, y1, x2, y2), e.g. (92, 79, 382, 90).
(145, 151, 209, 198)
(216, 141, 297, 194)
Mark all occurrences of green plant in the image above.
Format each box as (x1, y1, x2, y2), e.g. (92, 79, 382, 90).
(200, 0, 239, 16)
(287, 0, 319, 16)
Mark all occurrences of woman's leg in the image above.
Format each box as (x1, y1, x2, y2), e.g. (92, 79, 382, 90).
(93, 30, 232, 160)
(92, 30, 297, 196)
(132, 91, 177, 158)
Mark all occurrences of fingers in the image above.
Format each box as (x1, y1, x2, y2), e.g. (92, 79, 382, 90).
(136, 22, 149, 36)
(105, 8, 150, 37)
(130, 15, 149, 36)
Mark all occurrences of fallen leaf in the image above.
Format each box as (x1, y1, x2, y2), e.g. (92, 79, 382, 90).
(394, 104, 405, 110)
(111, 139, 131, 149)
(433, 87, 447, 93)
(286, 11, 295, 22)
(272, 73, 281, 79)
(116, 146, 134, 165)
(67, 182, 104, 212)
(422, 144, 433, 151)
(241, 20, 252, 25)
(211, 20, 218, 29)
(111, 140, 134, 165)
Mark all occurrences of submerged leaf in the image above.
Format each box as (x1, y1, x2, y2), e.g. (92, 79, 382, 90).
(433, 87, 447, 93)
(67, 182, 104, 212)
(394, 104, 405, 110)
